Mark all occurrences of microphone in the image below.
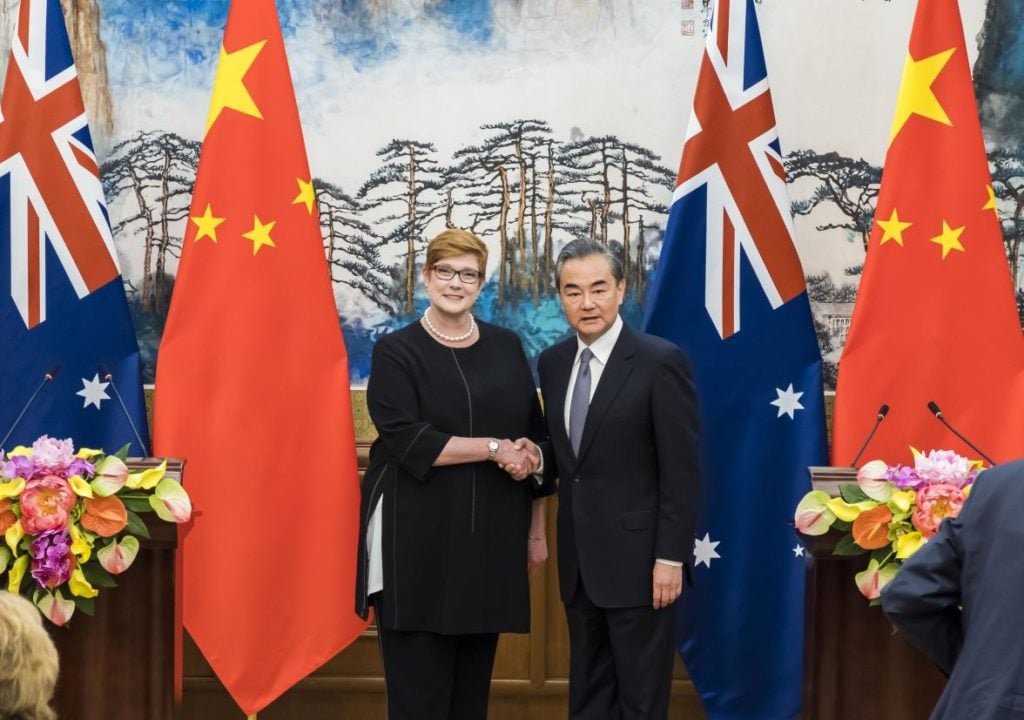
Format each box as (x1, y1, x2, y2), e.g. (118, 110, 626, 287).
(101, 370, 150, 457)
(0, 367, 59, 451)
(849, 404, 890, 468)
(927, 401, 996, 466)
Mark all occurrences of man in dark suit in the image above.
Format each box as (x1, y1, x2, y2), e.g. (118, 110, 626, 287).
(882, 458, 1024, 719)
(535, 238, 701, 719)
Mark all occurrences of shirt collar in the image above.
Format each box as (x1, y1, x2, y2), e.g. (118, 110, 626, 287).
(575, 314, 623, 366)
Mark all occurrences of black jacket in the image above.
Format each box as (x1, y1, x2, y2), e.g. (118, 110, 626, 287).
(354, 320, 554, 632)
(538, 323, 701, 608)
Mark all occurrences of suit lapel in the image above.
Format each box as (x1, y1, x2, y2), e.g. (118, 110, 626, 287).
(545, 340, 576, 461)
(575, 326, 636, 466)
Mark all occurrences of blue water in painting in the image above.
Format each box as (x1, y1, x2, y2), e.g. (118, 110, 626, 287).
(101, 0, 493, 72)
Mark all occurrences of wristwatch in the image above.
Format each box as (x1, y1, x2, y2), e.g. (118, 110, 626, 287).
(487, 438, 499, 462)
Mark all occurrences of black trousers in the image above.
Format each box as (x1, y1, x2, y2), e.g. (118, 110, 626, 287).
(565, 575, 676, 720)
(375, 601, 498, 720)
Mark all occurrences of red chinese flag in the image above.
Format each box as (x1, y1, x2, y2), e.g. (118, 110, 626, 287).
(152, 0, 367, 713)
(833, 0, 1024, 466)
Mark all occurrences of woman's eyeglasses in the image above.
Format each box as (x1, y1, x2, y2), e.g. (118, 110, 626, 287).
(433, 265, 482, 283)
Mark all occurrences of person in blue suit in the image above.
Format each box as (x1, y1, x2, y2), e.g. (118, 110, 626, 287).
(882, 458, 1024, 719)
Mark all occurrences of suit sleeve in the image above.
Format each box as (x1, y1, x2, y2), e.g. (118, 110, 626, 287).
(651, 348, 702, 565)
(366, 336, 451, 482)
(523, 344, 556, 498)
(533, 352, 559, 493)
(881, 488, 972, 675)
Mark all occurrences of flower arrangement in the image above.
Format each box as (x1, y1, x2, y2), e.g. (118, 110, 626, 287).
(0, 436, 192, 626)
(795, 449, 982, 602)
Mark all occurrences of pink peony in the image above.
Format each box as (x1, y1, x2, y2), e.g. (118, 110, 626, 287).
(20, 474, 77, 533)
(30, 436, 75, 474)
(912, 482, 966, 539)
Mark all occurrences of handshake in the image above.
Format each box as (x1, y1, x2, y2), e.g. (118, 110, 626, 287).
(493, 437, 542, 481)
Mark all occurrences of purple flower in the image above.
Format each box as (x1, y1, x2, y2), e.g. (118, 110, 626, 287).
(66, 457, 95, 478)
(885, 464, 923, 489)
(29, 529, 74, 590)
(30, 436, 75, 473)
(1, 454, 35, 481)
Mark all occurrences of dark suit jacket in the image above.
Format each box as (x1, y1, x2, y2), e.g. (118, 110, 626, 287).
(538, 323, 701, 609)
(882, 458, 1024, 720)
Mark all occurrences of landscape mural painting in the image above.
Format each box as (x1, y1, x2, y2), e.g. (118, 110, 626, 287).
(1, 0, 1020, 386)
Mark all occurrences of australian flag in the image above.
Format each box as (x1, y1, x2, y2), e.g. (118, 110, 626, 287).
(643, 0, 827, 717)
(0, 0, 148, 455)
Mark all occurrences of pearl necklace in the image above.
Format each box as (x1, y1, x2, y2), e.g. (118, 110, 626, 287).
(423, 308, 476, 343)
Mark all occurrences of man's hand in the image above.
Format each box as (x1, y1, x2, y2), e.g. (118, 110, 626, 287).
(652, 562, 683, 609)
(495, 439, 538, 480)
(498, 438, 541, 480)
(527, 534, 548, 574)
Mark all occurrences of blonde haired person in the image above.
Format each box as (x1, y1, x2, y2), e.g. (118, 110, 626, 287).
(356, 228, 552, 720)
(0, 591, 59, 720)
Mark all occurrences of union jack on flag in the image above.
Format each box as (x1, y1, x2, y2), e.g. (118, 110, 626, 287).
(0, 0, 148, 455)
(674, 0, 805, 340)
(644, 0, 827, 717)
(0, 0, 119, 330)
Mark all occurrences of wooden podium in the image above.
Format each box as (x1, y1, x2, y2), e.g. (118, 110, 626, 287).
(803, 466, 946, 719)
(48, 458, 183, 720)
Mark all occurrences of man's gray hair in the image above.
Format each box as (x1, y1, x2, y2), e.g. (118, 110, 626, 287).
(554, 238, 624, 288)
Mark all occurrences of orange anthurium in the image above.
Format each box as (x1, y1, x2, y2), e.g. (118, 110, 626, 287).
(80, 495, 128, 538)
(852, 504, 893, 550)
(0, 498, 15, 535)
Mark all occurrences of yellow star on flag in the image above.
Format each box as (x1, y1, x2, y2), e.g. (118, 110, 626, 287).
(292, 178, 316, 215)
(889, 47, 955, 145)
(205, 40, 267, 135)
(929, 220, 965, 259)
(877, 208, 913, 246)
(983, 185, 998, 218)
(191, 204, 226, 243)
(242, 215, 276, 255)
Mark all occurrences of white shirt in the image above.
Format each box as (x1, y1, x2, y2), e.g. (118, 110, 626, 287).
(367, 495, 384, 596)
(563, 314, 623, 435)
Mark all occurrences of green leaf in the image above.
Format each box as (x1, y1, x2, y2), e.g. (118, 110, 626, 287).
(81, 561, 118, 588)
(125, 510, 150, 539)
(840, 484, 870, 504)
(114, 444, 131, 462)
(121, 497, 153, 513)
(833, 534, 868, 556)
(868, 597, 883, 608)
(832, 519, 852, 532)
(74, 595, 96, 616)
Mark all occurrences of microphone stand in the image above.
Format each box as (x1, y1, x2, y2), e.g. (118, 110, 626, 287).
(0, 371, 57, 450)
(103, 372, 150, 457)
(927, 401, 996, 466)
(849, 405, 889, 468)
